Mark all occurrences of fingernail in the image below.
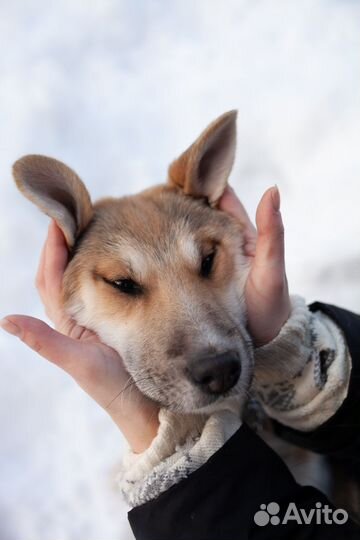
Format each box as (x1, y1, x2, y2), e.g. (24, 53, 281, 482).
(0, 318, 22, 338)
(271, 185, 280, 211)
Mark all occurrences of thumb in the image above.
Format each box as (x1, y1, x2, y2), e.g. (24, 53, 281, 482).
(253, 186, 285, 275)
(0, 315, 86, 373)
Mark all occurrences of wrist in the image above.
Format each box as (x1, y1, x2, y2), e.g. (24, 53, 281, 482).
(246, 274, 291, 347)
(253, 295, 310, 386)
(248, 298, 291, 348)
(109, 396, 160, 453)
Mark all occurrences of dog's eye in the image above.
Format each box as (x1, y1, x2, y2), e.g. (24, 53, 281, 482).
(200, 251, 216, 278)
(106, 278, 143, 296)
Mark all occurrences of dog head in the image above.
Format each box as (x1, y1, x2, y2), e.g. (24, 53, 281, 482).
(13, 111, 253, 413)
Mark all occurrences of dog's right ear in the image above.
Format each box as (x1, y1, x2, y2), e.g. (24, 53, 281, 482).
(13, 155, 93, 248)
(168, 110, 237, 206)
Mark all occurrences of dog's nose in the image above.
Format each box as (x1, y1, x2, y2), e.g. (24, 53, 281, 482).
(187, 351, 241, 395)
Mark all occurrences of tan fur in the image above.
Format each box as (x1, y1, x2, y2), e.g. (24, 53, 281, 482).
(13, 111, 255, 413)
(63, 187, 252, 411)
(168, 110, 237, 205)
(13, 155, 93, 247)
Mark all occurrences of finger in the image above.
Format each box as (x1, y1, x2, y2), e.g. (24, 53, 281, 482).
(0, 315, 86, 373)
(219, 186, 257, 256)
(44, 221, 69, 310)
(253, 185, 285, 275)
(35, 222, 53, 295)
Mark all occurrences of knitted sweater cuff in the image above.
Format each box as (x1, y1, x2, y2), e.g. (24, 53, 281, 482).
(118, 408, 241, 507)
(253, 295, 352, 431)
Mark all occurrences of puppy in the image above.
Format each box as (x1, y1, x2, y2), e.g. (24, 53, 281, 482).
(13, 111, 253, 414)
(13, 112, 360, 519)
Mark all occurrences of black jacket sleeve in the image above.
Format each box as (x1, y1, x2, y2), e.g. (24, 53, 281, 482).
(128, 303, 360, 539)
(128, 425, 359, 539)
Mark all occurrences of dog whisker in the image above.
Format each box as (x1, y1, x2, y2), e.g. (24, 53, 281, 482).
(105, 376, 154, 410)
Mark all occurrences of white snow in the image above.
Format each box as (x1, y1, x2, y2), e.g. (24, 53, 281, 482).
(0, 1, 359, 539)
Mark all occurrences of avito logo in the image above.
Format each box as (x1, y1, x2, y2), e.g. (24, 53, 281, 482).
(254, 501, 348, 526)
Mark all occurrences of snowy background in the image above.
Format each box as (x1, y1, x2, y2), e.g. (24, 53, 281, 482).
(0, 1, 359, 539)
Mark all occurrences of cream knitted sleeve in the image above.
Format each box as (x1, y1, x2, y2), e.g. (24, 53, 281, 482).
(118, 408, 242, 507)
(253, 295, 352, 431)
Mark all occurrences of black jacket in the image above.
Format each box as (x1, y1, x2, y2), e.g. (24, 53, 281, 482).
(128, 303, 360, 539)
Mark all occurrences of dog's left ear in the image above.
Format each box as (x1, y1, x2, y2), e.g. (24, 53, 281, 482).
(168, 110, 237, 206)
(13, 155, 93, 248)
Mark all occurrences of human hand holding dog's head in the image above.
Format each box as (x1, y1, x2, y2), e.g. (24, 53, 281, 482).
(0, 221, 160, 453)
(220, 186, 291, 346)
(2, 155, 289, 452)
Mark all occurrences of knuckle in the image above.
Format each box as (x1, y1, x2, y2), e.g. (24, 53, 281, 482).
(23, 331, 43, 354)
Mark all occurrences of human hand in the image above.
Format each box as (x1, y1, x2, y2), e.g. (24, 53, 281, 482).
(1, 184, 289, 451)
(219, 185, 291, 346)
(0, 221, 159, 453)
